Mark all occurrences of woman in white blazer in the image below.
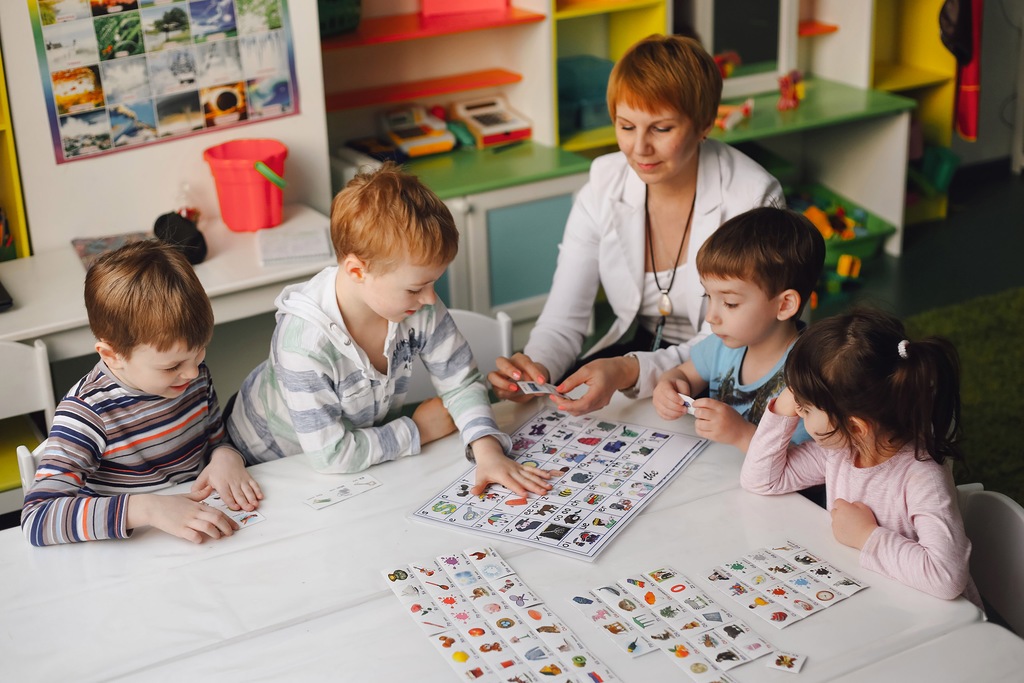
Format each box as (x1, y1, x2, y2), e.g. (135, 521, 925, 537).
(489, 35, 783, 415)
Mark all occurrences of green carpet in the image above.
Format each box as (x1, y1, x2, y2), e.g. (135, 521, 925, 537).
(904, 287, 1024, 506)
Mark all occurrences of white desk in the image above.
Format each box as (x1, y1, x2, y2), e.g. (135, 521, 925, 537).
(829, 622, 1024, 683)
(0, 204, 333, 361)
(0, 397, 982, 682)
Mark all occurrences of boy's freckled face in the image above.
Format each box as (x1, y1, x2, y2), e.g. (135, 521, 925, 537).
(107, 343, 206, 398)
(700, 276, 784, 349)
(361, 260, 449, 322)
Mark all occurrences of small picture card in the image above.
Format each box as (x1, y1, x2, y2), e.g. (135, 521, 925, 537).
(516, 381, 565, 397)
(767, 651, 807, 673)
(677, 393, 696, 409)
(201, 492, 266, 528)
(304, 474, 382, 509)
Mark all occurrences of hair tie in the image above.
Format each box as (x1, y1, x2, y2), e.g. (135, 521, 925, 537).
(897, 339, 910, 359)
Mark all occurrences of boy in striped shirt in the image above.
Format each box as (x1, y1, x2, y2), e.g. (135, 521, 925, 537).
(22, 241, 261, 546)
(227, 163, 552, 497)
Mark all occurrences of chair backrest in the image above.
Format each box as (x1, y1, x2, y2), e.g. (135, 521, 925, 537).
(959, 485, 1024, 635)
(0, 339, 56, 429)
(404, 310, 513, 404)
(17, 441, 47, 492)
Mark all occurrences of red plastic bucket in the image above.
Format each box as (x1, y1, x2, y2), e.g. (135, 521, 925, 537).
(204, 139, 288, 231)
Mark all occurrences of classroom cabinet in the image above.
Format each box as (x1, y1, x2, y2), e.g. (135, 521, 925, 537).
(452, 173, 587, 326)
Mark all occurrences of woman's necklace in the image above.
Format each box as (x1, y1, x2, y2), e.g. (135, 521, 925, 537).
(645, 191, 696, 350)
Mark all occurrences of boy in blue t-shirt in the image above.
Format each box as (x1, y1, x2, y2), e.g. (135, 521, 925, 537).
(653, 207, 824, 451)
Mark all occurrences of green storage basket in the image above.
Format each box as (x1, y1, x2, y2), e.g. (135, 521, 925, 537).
(797, 184, 897, 267)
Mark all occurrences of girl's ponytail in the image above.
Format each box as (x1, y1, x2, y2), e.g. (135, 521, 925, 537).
(889, 336, 964, 465)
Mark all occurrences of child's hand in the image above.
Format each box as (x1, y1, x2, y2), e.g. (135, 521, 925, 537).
(488, 354, 551, 403)
(412, 396, 458, 445)
(193, 446, 263, 511)
(831, 498, 879, 549)
(691, 398, 756, 451)
(551, 356, 639, 416)
(126, 488, 238, 544)
(653, 369, 693, 420)
(470, 436, 553, 497)
(772, 388, 799, 417)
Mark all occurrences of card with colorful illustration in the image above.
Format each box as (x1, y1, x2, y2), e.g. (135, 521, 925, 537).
(706, 540, 868, 629)
(383, 547, 620, 682)
(412, 406, 709, 560)
(303, 474, 381, 509)
(573, 565, 773, 680)
(201, 492, 266, 528)
(516, 380, 566, 397)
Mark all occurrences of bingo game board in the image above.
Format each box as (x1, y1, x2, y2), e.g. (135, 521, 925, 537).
(413, 407, 709, 560)
(383, 546, 619, 682)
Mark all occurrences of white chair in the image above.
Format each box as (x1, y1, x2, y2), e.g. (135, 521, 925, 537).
(17, 441, 47, 493)
(0, 339, 55, 503)
(958, 483, 1024, 635)
(405, 310, 513, 404)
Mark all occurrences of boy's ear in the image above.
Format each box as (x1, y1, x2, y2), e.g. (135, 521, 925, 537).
(776, 288, 802, 321)
(341, 254, 368, 283)
(95, 341, 123, 368)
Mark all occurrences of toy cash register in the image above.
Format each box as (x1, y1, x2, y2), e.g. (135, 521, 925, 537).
(378, 105, 455, 157)
(451, 95, 532, 148)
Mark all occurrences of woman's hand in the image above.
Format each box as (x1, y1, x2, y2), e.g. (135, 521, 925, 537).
(487, 354, 551, 403)
(550, 356, 639, 416)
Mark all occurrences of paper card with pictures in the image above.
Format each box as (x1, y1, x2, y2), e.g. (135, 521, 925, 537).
(303, 474, 381, 509)
(706, 540, 868, 629)
(412, 406, 709, 560)
(201, 492, 266, 528)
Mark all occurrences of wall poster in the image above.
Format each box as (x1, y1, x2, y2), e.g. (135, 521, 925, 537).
(29, 0, 300, 163)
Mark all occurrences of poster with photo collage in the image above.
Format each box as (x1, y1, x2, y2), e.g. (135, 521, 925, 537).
(28, 0, 299, 163)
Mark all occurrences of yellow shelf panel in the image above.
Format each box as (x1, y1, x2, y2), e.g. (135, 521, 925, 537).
(872, 62, 953, 93)
(560, 125, 617, 152)
(554, 0, 663, 21)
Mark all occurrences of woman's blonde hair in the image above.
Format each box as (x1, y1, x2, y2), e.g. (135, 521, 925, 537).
(330, 162, 458, 273)
(607, 34, 722, 132)
(85, 240, 213, 357)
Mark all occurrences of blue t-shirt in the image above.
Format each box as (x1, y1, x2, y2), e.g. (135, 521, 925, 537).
(691, 333, 810, 444)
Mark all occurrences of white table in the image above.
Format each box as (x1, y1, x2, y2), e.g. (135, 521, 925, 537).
(829, 622, 1024, 683)
(0, 397, 982, 682)
(0, 204, 333, 361)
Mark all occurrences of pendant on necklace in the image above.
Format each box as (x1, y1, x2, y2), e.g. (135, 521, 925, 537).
(658, 290, 673, 317)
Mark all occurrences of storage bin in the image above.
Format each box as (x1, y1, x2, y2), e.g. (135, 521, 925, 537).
(788, 184, 897, 267)
(318, 0, 360, 38)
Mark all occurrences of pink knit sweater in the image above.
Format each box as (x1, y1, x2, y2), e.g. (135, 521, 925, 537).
(742, 400, 981, 607)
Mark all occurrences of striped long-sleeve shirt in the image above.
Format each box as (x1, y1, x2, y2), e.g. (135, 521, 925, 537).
(21, 362, 231, 546)
(227, 266, 511, 472)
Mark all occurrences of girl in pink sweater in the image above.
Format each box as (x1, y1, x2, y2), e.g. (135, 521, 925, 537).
(741, 308, 980, 606)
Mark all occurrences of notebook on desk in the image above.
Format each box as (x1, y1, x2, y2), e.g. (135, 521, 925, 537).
(255, 223, 333, 267)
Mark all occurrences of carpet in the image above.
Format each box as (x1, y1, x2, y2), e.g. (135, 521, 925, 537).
(904, 287, 1024, 506)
